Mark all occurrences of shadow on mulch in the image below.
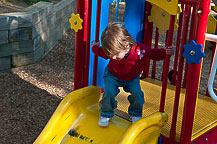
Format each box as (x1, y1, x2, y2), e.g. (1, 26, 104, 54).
(0, 29, 75, 143)
(0, 73, 61, 143)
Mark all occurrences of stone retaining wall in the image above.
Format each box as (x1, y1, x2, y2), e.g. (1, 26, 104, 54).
(0, 0, 75, 71)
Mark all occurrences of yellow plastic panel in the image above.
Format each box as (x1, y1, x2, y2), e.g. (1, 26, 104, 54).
(207, 15, 217, 34)
(213, 6, 217, 13)
(146, 0, 178, 15)
(148, 5, 181, 34)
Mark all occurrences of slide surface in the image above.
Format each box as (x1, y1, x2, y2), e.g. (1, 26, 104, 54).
(34, 86, 167, 144)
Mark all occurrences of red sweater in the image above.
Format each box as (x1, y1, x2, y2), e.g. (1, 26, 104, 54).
(92, 42, 166, 81)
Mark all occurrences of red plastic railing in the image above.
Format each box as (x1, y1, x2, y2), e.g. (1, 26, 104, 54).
(84, 0, 93, 87)
(74, 0, 85, 90)
(180, 0, 211, 143)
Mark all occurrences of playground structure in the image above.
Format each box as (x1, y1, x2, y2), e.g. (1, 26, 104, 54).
(34, 0, 217, 144)
(207, 0, 217, 35)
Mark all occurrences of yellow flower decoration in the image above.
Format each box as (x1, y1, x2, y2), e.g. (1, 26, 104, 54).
(148, 4, 181, 34)
(69, 13, 83, 32)
(146, 0, 178, 15)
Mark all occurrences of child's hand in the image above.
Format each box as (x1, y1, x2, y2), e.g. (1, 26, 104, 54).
(166, 46, 175, 55)
(91, 41, 100, 48)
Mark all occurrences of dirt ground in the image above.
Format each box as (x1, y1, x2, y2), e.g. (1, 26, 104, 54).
(0, 1, 216, 143)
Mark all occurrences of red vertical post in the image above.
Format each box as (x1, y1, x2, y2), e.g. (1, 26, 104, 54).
(143, 22, 153, 77)
(183, 5, 197, 88)
(159, 15, 175, 112)
(180, 0, 211, 143)
(182, 62, 189, 88)
(141, 2, 152, 79)
(147, 23, 153, 47)
(84, 0, 92, 86)
(161, 31, 169, 81)
(143, 2, 150, 45)
(169, 4, 191, 140)
(151, 28, 159, 78)
(172, 4, 184, 85)
(93, 0, 102, 85)
(74, 0, 85, 90)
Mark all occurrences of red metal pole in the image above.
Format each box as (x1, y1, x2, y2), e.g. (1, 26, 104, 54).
(143, 2, 150, 45)
(147, 23, 153, 47)
(151, 28, 159, 78)
(93, 0, 102, 85)
(165, 31, 169, 47)
(183, 5, 197, 88)
(143, 21, 153, 77)
(84, 0, 92, 87)
(172, 4, 184, 85)
(141, 2, 152, 79)
(192, 3, 200, 44)
(159, 15, 175, 112)
(182, 61, 189, 88)
(83, 1, 88, 42)
(180, 0, 211, 143)
(161, 31, 169, 81)
(169, 4, 191, 140)
(74, 0, 85, 90)
(188, 5, 197, 43)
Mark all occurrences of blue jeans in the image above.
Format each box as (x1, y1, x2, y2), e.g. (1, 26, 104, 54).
(100, 67, 144, 118)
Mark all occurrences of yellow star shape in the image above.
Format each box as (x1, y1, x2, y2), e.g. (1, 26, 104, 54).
(69, 13, 83, 32)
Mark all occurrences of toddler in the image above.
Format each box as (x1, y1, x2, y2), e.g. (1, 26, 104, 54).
(92, 23, 172, 127)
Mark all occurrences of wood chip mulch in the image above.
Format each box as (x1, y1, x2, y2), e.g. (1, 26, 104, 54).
(0, 30, 75, 143)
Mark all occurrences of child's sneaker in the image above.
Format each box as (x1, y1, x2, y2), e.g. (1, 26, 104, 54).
(131, 116, 142, 124)
(98, 116, 111, 127)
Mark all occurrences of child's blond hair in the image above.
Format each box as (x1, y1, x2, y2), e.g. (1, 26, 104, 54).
(101, 23, 136, 57)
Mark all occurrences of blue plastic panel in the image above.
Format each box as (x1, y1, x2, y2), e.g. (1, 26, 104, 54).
(89, 0, 146, 88)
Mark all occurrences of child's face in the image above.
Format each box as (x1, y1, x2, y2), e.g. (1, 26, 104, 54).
(112, 50, 128, 60)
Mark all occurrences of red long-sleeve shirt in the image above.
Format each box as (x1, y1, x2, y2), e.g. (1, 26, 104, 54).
(92, 42, 166, 81)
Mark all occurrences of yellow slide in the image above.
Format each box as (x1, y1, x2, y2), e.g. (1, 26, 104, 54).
(34, 86, 168, 144)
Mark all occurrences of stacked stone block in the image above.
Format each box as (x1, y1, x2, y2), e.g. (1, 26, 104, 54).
(0, 0, 75, 71)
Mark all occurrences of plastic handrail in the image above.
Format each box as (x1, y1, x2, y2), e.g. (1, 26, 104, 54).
(205, 33, 217, 102)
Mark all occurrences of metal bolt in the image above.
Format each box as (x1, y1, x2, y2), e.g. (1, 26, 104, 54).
(74, 20, 77, 25)
(205, 137, 208, 141)
(162, 12, 166, 16)
(197, 9, 203, 14)
(168, 0, 171, 2)
(190, 50, 195, 56)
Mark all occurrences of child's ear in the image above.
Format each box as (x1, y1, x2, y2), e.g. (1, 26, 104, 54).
(125, 43, 130, 49)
